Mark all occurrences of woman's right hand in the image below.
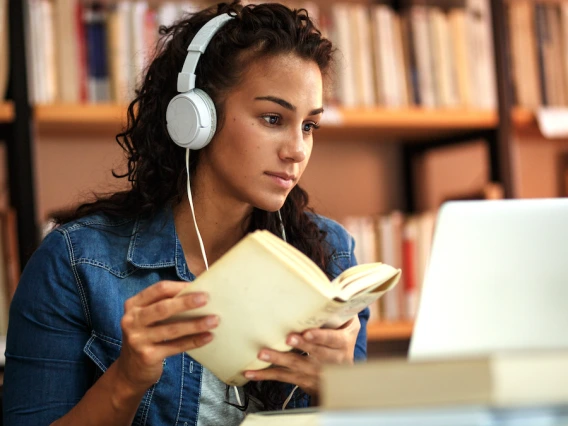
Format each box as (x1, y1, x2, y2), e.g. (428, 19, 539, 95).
(116, 280, 218, 394)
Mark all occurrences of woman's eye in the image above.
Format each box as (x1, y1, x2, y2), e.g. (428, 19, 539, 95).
(303, 122, 320, 133)
(262, 115, 280, 125)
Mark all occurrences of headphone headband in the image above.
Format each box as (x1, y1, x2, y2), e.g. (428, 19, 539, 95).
(177, 13, 234, 92)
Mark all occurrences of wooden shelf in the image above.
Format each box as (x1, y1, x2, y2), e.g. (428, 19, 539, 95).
(330, 107, 498, 129)
(320, 107, 498, 141)
(35, 103, 129, 133)
(34, 103, 498, 140)
(366, 321, 414, 341)
(0, 102, 15, 123)
(511, 107, 568, 140)
(512, 107, 537, 130)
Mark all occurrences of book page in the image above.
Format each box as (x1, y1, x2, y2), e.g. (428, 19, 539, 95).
(321, 265, 401, 328)
(334, 263, 401, 300)
(256, 231, 330, 291)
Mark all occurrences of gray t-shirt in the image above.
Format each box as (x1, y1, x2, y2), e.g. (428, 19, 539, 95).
(197, 368, 262, 426)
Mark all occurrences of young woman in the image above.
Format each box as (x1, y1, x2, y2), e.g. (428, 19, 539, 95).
(4, 2, 369, 425)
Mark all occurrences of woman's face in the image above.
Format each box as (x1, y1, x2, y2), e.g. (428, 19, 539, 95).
(198, 53, 323, 212)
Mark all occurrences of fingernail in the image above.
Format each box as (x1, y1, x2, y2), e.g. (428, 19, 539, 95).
(201, 334, 213, 344)
(206, 316, 218, 327)
(259, 352, 270, 361)
(245, 371, 256, 379)
(194, 293, 207, 305)
(304, 332, 313, 341)
(288, 336, 299, 346)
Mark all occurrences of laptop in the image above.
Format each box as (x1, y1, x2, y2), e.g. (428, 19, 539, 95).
(409, 198, 568, 360)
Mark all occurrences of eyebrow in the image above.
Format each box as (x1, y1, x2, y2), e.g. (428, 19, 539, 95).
(254, 96, 324, 116)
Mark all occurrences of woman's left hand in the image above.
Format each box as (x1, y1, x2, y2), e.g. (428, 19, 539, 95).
(243, 315, 361, 399)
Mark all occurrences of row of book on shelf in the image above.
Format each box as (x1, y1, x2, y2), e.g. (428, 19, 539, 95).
(341, 211, 436, 325)
(508, 1, 568, 109)
(326, 0, 496, 110)
(18, 0, 497, 111)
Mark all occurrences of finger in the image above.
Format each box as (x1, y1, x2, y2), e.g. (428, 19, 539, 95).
(286, 335, 345, 363)
(244, 366, 318, 395)
(257, 349, 314, 375)
(158, 331, 214, 356)
(146, 315, 219, 343)
(136, 292, 208, 326)
(125, 281, 190, 309)
(300, 328, 346, 350)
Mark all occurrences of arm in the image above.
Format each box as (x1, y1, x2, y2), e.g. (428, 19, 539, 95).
(4, 230, 95, 425)
(4, 231, 218, 426)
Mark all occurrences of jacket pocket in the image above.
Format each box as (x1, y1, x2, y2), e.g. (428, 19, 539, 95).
(83, 331, 122, 373)
(83, 331, 156, 426)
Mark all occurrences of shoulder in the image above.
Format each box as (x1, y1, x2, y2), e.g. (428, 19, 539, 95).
(45, 213, 136, 268)
(52, 212, 135, 242)
(307, 212, 354, 260)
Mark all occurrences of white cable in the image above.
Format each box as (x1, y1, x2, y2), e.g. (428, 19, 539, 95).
(282, 385, 298, 410)
(185, 148, 209, 271)
(234, 386, 243, 407)
(186, 148, 243, 408)
(277, 209, 287, 242)
(282, 350, 309, 409)
(278, 210, 296, 409)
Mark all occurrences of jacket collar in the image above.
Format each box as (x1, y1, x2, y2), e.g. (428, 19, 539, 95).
(126, 206, 192, 281)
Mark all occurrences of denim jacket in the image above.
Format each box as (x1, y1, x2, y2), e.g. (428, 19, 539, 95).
(4, 207, 369, 425)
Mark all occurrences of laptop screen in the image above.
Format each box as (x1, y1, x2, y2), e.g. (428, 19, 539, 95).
(409, 198, 568, 360)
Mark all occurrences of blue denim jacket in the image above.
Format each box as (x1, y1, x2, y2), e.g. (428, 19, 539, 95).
(4, 207, 369, 425)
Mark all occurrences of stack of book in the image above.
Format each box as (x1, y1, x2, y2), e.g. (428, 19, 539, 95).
(240, 350, 568, 425)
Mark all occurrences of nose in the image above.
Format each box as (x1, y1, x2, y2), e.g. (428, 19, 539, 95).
(279, 129, 306, 163)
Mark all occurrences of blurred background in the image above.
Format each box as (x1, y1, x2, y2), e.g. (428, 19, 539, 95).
(0, 0, 565, 358)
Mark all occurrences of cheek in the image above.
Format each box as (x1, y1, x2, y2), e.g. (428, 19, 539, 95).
(297, 142, 313, 176)
(305, 141, 314, 158)
(304, 141, 314, 163)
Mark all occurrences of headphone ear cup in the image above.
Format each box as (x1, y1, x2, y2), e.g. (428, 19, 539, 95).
(166, 89, 217, 150)
(194, 88, 217, 144)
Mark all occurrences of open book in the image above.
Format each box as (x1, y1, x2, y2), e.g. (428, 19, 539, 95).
(172, 229, 401, 386)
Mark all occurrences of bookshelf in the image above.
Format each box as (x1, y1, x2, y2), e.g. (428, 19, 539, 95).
(34, 103, 498, 140)
(6, 0, 517, 350)
(0, 102, 14, 122)
(512, 107, 537, 129)
(5, 0, 37, 269)
(510, 108, 568, 138)
(367, 321, 414, 341)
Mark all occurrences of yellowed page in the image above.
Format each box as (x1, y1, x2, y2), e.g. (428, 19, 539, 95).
(322, 265, 402, 328)
(257, 231, 330, 291)
(334, 263, 401, 300)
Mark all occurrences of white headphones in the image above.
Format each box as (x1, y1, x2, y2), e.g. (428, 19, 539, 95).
(166, 13, 234, 149)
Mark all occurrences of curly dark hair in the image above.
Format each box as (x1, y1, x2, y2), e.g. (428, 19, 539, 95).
(55, 0, 336, 411)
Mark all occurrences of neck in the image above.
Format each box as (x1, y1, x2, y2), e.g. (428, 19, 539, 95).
(173, 184, 252, 276)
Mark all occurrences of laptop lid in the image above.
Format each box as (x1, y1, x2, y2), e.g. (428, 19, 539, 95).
(409, 198, 568, 360)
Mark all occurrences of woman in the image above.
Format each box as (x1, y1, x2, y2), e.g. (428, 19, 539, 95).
(4, 2, 369, 425)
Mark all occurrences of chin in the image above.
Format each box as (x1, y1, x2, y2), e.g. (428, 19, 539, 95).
(252, 193, 288, 213)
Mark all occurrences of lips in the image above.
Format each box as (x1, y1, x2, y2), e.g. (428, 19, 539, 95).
(265, 172, 296, 181)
